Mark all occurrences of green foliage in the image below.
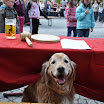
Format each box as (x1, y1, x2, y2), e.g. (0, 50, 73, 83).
(57, 0, 61, 3)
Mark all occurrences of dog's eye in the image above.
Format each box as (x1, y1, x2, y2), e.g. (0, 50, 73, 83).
(51, 60, 55, 64)
(64, 59, 68, 63)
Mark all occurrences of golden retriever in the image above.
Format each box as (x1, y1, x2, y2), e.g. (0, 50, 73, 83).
(22, 53, 76, 104)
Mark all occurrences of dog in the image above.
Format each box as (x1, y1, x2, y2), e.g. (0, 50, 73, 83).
(22, 53, 76, 104)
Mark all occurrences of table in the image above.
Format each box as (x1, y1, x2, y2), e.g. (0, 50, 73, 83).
(51, 7, 57, 11)
(0, 33, 104, 102)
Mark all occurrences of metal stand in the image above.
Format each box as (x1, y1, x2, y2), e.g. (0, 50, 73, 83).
(48, 19, 52, 26)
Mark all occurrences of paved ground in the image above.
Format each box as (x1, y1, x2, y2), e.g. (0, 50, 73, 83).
(23, 17, 104, 38)
(0, 17, 104, 104)
(0, 86, 104, 104)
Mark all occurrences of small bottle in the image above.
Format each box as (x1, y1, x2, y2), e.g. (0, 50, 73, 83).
(5, 18, 16, 39)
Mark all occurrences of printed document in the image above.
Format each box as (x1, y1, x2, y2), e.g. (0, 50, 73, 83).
(61, 39, 91, 49)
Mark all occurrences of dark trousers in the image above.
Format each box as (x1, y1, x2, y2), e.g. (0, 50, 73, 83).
(94, 12, 98, 21)
(103, 10, 104, 22)
(67, 27, 77, 37)
(25, 9, 30, 24)
(77, 29, 89, 37)
(30, 18, 39, 34)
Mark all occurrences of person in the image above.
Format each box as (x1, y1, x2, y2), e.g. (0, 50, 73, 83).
(46, 1, 54, 16)
(27, 0, 48, 33)
(102, 0, 104, 22)
(56, 4, 61, 17)
(0, 3, 5, 8)
(92, 0, 99, 22)
(62, 0, 66, 7)
(39, 0, 44, 11)
(98, 2, 103, 22)
(27, 0, 39, 34)
(53, 1, 57, 7)
(75, 0, 95, 37)
(91, 0, 94, 5)
(13, 0, 25, 33)
(0, 0, 6, 8)
(24, 0, 30, 26)
(97, 0, 100, 5)
(0, 0, 20, 33)
(0, 0, 3, 6)
(65, 0, 77, 37)
(28, 0, 48, 34)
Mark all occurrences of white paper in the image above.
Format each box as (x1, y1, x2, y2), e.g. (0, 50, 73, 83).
(61, 39, 91, 50)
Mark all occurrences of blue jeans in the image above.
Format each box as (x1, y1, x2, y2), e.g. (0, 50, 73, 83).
(47, 9, 54, 16)
(99, 12, 103, 22)
(77, 29, 89, 37)
(67, 27, 77, 37)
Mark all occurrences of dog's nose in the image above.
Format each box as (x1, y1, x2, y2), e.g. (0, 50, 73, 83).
(57, 67, 65, 73)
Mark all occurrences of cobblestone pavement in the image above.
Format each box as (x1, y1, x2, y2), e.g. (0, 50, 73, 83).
(0, 86, 104, 104)
(0, 17, 104, 104)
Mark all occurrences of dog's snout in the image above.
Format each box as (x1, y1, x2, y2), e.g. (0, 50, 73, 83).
(57, 67, 65, 73)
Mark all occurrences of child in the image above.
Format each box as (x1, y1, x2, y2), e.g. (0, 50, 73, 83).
(98, 2, 103, 22)
(24, 0, 30, 26)
(28, 0, 48, 34)
(14, 0, 25, 33)
(56, 4, 61, 17)
(0, 0, 20, 33)
(28, 0, 40, 34)
(92, 0, 99, 22)
(65, 0, 77, 37)
(76, 0, 95, 37)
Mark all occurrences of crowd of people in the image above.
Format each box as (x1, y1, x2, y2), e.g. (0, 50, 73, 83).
(65, 0, 104, 37)
(0, 0, 104, 37)
(38, 0, 68, 17)
(0, 0, 68, 34)
(92, 0, 104, 22)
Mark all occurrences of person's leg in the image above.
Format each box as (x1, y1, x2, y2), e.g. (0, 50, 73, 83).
(51, 9, 54, 16)
(84, 29, 89, 37)
(94, 12, 97, 21)
(101, 13, 103, 21)
(32, 19, 39, 34)
(94, 12, 96, 21)
(26, 9, 30, 26)
(98, 12, 100, 21)
(30, 18, 32, 34)
(73, 27, 77, 37)
(24, 9, 27, 24)
(99, 13, 101, 22)
(18, 16, 25, 33)
(67, 27, 72, 36)
(47, 9, 50, 16)
(103, 10, 104, 22)
(95, 12, 98, 21)
(77, 29, 84, 37)
(96, 12, 98, 21)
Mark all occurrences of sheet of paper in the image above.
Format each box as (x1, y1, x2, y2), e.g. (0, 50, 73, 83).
(60, 39, 91, 50)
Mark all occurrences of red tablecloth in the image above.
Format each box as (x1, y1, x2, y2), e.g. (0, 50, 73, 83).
(0, 33, 104, 102)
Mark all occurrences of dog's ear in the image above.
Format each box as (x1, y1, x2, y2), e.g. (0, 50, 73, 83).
(70, 61, 76, 80)
(66, 61, 76, 94)
(71, 61, 76, 70)
(41, 61, 49, 83)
